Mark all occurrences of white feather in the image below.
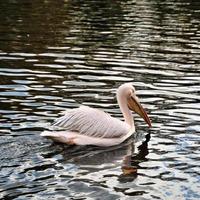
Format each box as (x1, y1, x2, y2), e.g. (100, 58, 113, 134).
(52, 106, 130, 138)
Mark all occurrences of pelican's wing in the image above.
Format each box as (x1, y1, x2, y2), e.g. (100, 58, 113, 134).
(52, 106, 129, 138)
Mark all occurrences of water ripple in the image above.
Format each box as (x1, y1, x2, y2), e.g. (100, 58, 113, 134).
(0, 0, 200, 199)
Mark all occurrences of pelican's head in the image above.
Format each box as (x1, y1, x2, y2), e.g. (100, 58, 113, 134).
(117, 83, 152, 128)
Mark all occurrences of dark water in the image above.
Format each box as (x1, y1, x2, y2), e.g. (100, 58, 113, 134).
(0, 0, 200, 199)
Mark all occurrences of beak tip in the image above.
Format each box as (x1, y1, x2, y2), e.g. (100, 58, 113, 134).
(146, 119, 152, 128)
(148, 120, 152, 128)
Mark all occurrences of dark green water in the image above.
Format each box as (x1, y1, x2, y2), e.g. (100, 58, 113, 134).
(0, 0, 200, 199)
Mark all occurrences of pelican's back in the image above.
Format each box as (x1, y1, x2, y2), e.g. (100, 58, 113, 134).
(53, 106, 130, 138)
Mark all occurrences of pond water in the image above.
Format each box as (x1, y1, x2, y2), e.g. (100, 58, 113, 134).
(0, 0, 200, 199)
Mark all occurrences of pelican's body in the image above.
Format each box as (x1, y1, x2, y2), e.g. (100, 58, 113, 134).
(41, 83, 151, 146)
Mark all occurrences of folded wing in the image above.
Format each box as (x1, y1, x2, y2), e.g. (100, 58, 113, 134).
(52, 106, 129, 138)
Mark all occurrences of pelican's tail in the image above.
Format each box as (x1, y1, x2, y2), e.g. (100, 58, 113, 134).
(40, 130, 77, 144)
(40, 130, 58, 137)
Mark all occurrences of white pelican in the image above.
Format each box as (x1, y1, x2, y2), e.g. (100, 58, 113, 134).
(41, 83, 151, 146)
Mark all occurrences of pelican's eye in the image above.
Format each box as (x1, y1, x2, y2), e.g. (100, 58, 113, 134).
(131, 88, 135, 95)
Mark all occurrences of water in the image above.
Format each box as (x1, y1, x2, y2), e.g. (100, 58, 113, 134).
(0, 0, 200, 199)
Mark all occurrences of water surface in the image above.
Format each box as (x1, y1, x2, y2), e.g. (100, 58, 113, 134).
(0, 0, 200, 199)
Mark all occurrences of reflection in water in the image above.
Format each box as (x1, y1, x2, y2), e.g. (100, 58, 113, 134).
(0, 0, 200, 199)
(120, 133, 150, 182)
(59, 133, 150, 174)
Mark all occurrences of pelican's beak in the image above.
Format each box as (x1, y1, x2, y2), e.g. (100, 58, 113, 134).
(127, 95, 152, 128)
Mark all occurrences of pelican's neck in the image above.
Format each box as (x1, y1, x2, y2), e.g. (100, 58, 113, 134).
(117, 89, 134, 127)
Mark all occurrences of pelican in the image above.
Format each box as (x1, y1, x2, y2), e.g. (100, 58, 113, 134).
(41, 83, 151, 146)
